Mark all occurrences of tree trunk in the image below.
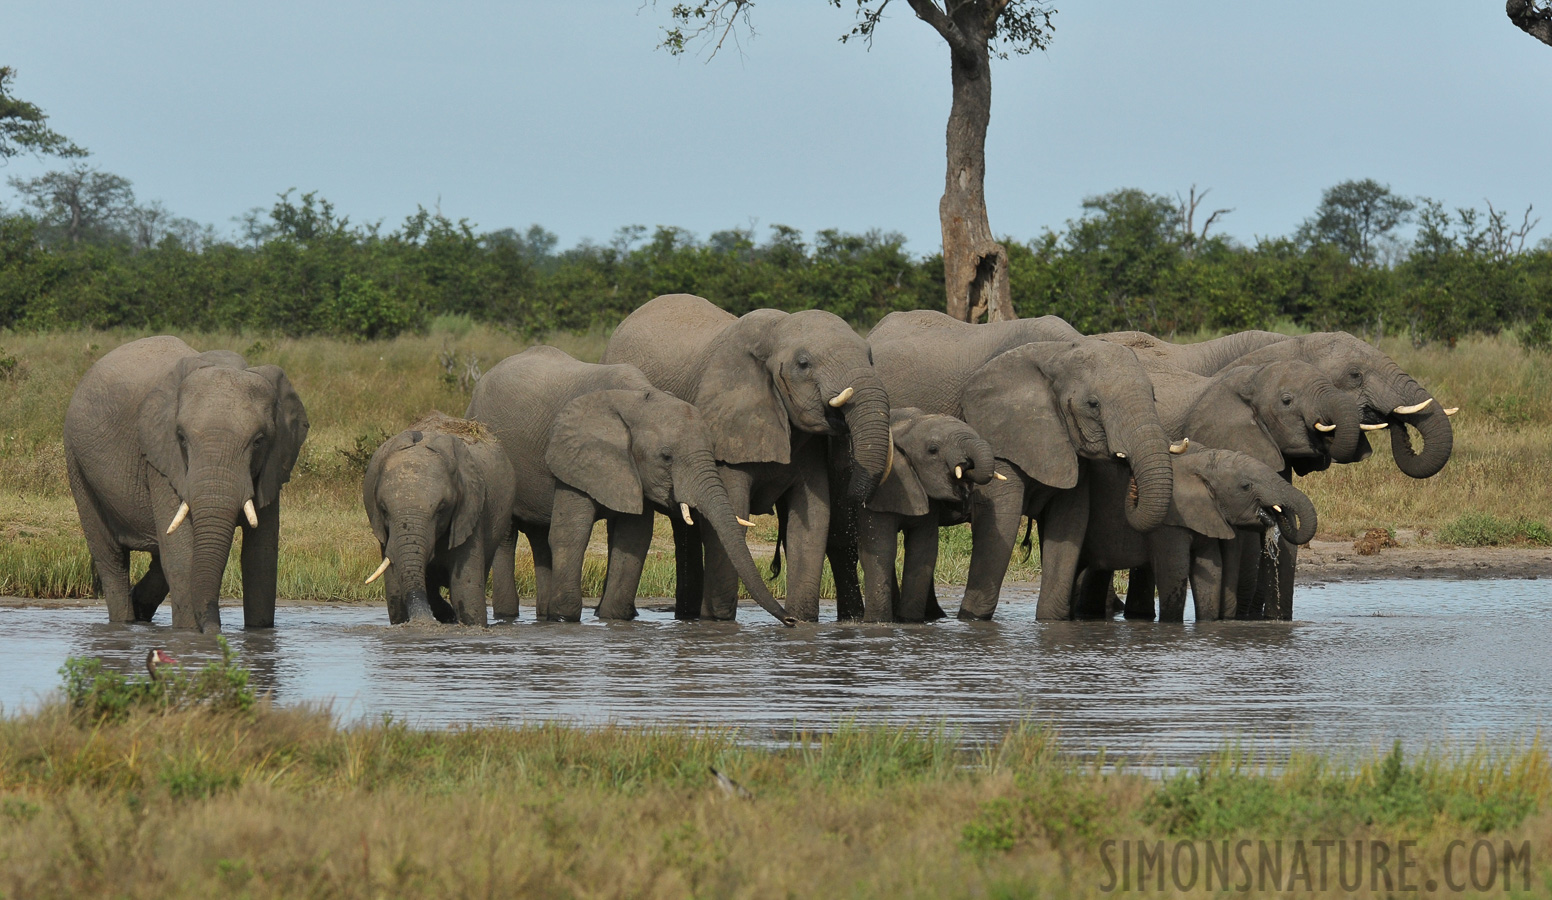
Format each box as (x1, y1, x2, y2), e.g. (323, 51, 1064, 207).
(912, 0, 1017, 324)
(1508, 0, 1552, 46)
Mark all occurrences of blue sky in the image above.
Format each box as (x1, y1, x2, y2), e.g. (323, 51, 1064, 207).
(4, 1, 1550, 253)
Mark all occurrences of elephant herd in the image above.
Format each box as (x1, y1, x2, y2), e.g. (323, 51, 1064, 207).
(61, 294, 1455, 632)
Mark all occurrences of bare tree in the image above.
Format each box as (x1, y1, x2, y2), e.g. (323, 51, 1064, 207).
(1507, 0, 1552, 46)
(660, 1, 1055, 322)
(8, 164, 134, 245)
(1176, 184, 1232, 256)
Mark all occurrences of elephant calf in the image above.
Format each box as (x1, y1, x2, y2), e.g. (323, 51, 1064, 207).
(1075, 447, 1318, 622)
(854, 410, 996, 622)
(362, 413, 517, 625)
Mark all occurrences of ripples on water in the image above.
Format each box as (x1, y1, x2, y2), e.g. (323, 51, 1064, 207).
(1, 580, 1547, 764)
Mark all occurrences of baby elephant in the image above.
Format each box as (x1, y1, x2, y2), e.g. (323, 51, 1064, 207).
(362, 413, 517, 625)
(855, 409, 997, 622)
(1075, 447, 1317, 622)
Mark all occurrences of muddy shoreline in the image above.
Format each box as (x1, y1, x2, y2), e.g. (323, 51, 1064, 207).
(4, 537, 1550, 610)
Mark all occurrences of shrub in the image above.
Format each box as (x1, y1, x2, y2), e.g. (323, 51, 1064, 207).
(59, 636, 256, 722)
(1437, 513, 1552, 547)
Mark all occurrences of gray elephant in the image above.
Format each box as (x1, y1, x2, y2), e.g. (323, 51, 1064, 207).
(361, 413, 517, 626)
(1075, 448, 1318, 622)
(63, 336, 308, 631)
(867, 310, 1180, 620)
(602, 294, 893, 622)
(854, 409, 996, 622)
(466, 346, 795, 625)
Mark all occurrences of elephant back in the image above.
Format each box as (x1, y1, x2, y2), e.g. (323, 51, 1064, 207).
(602, 293, 739, 399)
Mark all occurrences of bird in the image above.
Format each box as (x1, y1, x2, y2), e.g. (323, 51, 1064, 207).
(709, 766, 752, 800)
(145, 648, 179, 681)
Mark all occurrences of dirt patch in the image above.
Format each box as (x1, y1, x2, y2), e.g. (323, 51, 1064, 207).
(1296, 530, 1552, 582)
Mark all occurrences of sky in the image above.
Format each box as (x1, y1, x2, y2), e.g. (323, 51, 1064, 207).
(4, 1, 1551, 255)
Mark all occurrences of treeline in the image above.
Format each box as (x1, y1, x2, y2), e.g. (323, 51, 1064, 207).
(2, 177, 1550, 345)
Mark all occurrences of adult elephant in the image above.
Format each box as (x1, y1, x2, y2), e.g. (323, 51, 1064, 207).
(868, 310, 1178, 620)
(64, 337, 309, 631)
(466, 346, 795, 625)
(362, 413, 517, 626)
(603, 294, 893, 621)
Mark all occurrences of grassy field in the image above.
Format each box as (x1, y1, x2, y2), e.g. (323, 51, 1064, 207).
(0, 652, 1547, 898)
(1, 322, 1548, 603)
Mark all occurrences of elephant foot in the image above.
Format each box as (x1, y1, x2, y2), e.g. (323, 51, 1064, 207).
(956, 607, 995, 622)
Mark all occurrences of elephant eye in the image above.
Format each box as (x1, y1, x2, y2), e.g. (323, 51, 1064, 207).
(795, 356, 811, 370)
(1240, 482, 1252, 492)
(660, 448, 673, 461)
(927, 444, 939, 455)
(1087, 399, 1100, 410)
(1281, 394, 1293, 406)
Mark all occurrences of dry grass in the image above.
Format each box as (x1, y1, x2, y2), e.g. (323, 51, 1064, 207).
(0, 326, 1540, 603)
(0, 697, 1546, 899)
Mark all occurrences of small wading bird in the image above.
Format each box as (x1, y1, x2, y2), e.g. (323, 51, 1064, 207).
(145, 648, 178, 680)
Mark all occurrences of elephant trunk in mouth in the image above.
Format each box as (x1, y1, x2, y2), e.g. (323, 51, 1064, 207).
(1316, 383, 1363, 464)
(959, 433, 997, 485)
(1272, 484, 1319, 545)
(385, 525, 438, 623)
(1382, 370, 1453, 478)
(1113, 420, 1174, 534)
(832, 367, 893, 503)
(676, 450, 796, 625)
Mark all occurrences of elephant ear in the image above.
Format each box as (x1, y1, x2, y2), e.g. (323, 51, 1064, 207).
(1185, 377, 1284, 473)
(249, 365, 310, 508)
(1164, 461, 1236, 540)
(360, 436, 402, 547)
(867, 452, 929, 517)
(138, 355, 212, 497)
(691, 313, 791, 466)
(437, 437, 486, 550)
(961, 343, 1079, 489)
(546, 391, 644, 515)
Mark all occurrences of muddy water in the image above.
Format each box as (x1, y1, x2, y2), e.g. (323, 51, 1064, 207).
(1, 579, 1547, 763)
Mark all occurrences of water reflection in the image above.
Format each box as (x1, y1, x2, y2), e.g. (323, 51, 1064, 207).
(0, 579, 1546, 764)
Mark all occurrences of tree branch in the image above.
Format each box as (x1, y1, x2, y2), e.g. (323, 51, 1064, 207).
(1507, 0, 1552, 46)
(904, 0, 968, 49)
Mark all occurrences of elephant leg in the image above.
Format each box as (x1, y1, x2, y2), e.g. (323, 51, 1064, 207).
(447, 534, 490, 627)
(1073, 567, 1113, 620)
(1234, 529, 1264, 620)
(897, 521, 940, 624)
(546, 487, 596, 622)
(69, 459, 135, 622)
(525, 526, 555, 620)
(598, 513, 652, 620)
(923, 583, 948, 622)
(425, 563, 457, 624)
(1188, 536, 1225, 622)
(1220, 535, 1242, 620)
(1150, 529, 1193, 623)
(776, 450, 830, 622)
(490, 525, 520, 619)
(670, 515, 704, 620)
(1034, 485, 1088, 621)
(131, 554, 169, 622)
(699, 468, 753, 621)
(857, 511, 899, 623)
(960, 474, 1026, 619)
(239, 496, 280, 628)
(1271, 538, 1297, 620)
(829, 506, 864, 621)
(1123, 565, 1156, 621)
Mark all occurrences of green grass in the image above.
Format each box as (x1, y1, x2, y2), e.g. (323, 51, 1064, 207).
(1437, 513, 1552, 547)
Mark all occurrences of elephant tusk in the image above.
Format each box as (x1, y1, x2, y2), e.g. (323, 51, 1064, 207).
(365, 556, 391, 584)
(1272, 505, 1283, 513)
(1360, 422, 1389, 431)
(1444, 407, 1459, 416)
(243, 499, 259, 528)
(736, 516, 755, 528)
(954, 465, 963, 479)
(1169, 438, 1190, 454)
(994, 470, 1008, 481)
(1394, 399, 1433, 415)
(827, 386, 854, 408)
(166, 501, 190, 535)
(1313, 422, 1337, 433)
(680, 502, 695, 526)
(1114, 451, 1126, 460)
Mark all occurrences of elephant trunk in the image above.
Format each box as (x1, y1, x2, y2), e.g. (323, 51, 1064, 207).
(1272, 484, 1319, 545)
(1384, 373, 1452, 478)
(1112, 419, 1174, 533)
(183, 464, 252, 629)
(677, 451, 796, 626)
(385, 525, 438, 623)
(958, 433, 997, 485)
(1316, 383, 1363, 464)
(833, 367, 893, 502)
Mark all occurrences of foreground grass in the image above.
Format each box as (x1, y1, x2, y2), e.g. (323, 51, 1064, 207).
(0, 324, 1545, 601)
(0, 698, 1547, 898)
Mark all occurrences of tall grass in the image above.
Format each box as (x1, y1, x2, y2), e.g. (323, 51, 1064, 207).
(0, 327, 1544, 601)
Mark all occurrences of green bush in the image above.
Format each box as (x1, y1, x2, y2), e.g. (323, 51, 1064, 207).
(59, 636, 256, 722)
(1437, 513, 1552, 547)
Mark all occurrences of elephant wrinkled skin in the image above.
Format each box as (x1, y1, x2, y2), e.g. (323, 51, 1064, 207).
(63, 336, 308, 631)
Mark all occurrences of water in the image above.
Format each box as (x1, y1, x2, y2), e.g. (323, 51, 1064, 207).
(2, 579, 1548, 764)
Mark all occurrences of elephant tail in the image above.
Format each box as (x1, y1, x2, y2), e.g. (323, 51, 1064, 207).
(769, 497, 788, 578)
(1018, 515, 1035, 563)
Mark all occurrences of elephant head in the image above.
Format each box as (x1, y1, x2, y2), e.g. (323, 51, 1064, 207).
(1233, 333, 1453, 479)
(1185, 360, 1363, 471)
(545, 389, 796, 625)
(867, 409, 996, 517)
(960, 339, 1175, 532)
(363, 419, 493, 625)
(141, 352, 308, 618)
(692, 309, 892, 502)
(1168, 448, 1318, 545)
